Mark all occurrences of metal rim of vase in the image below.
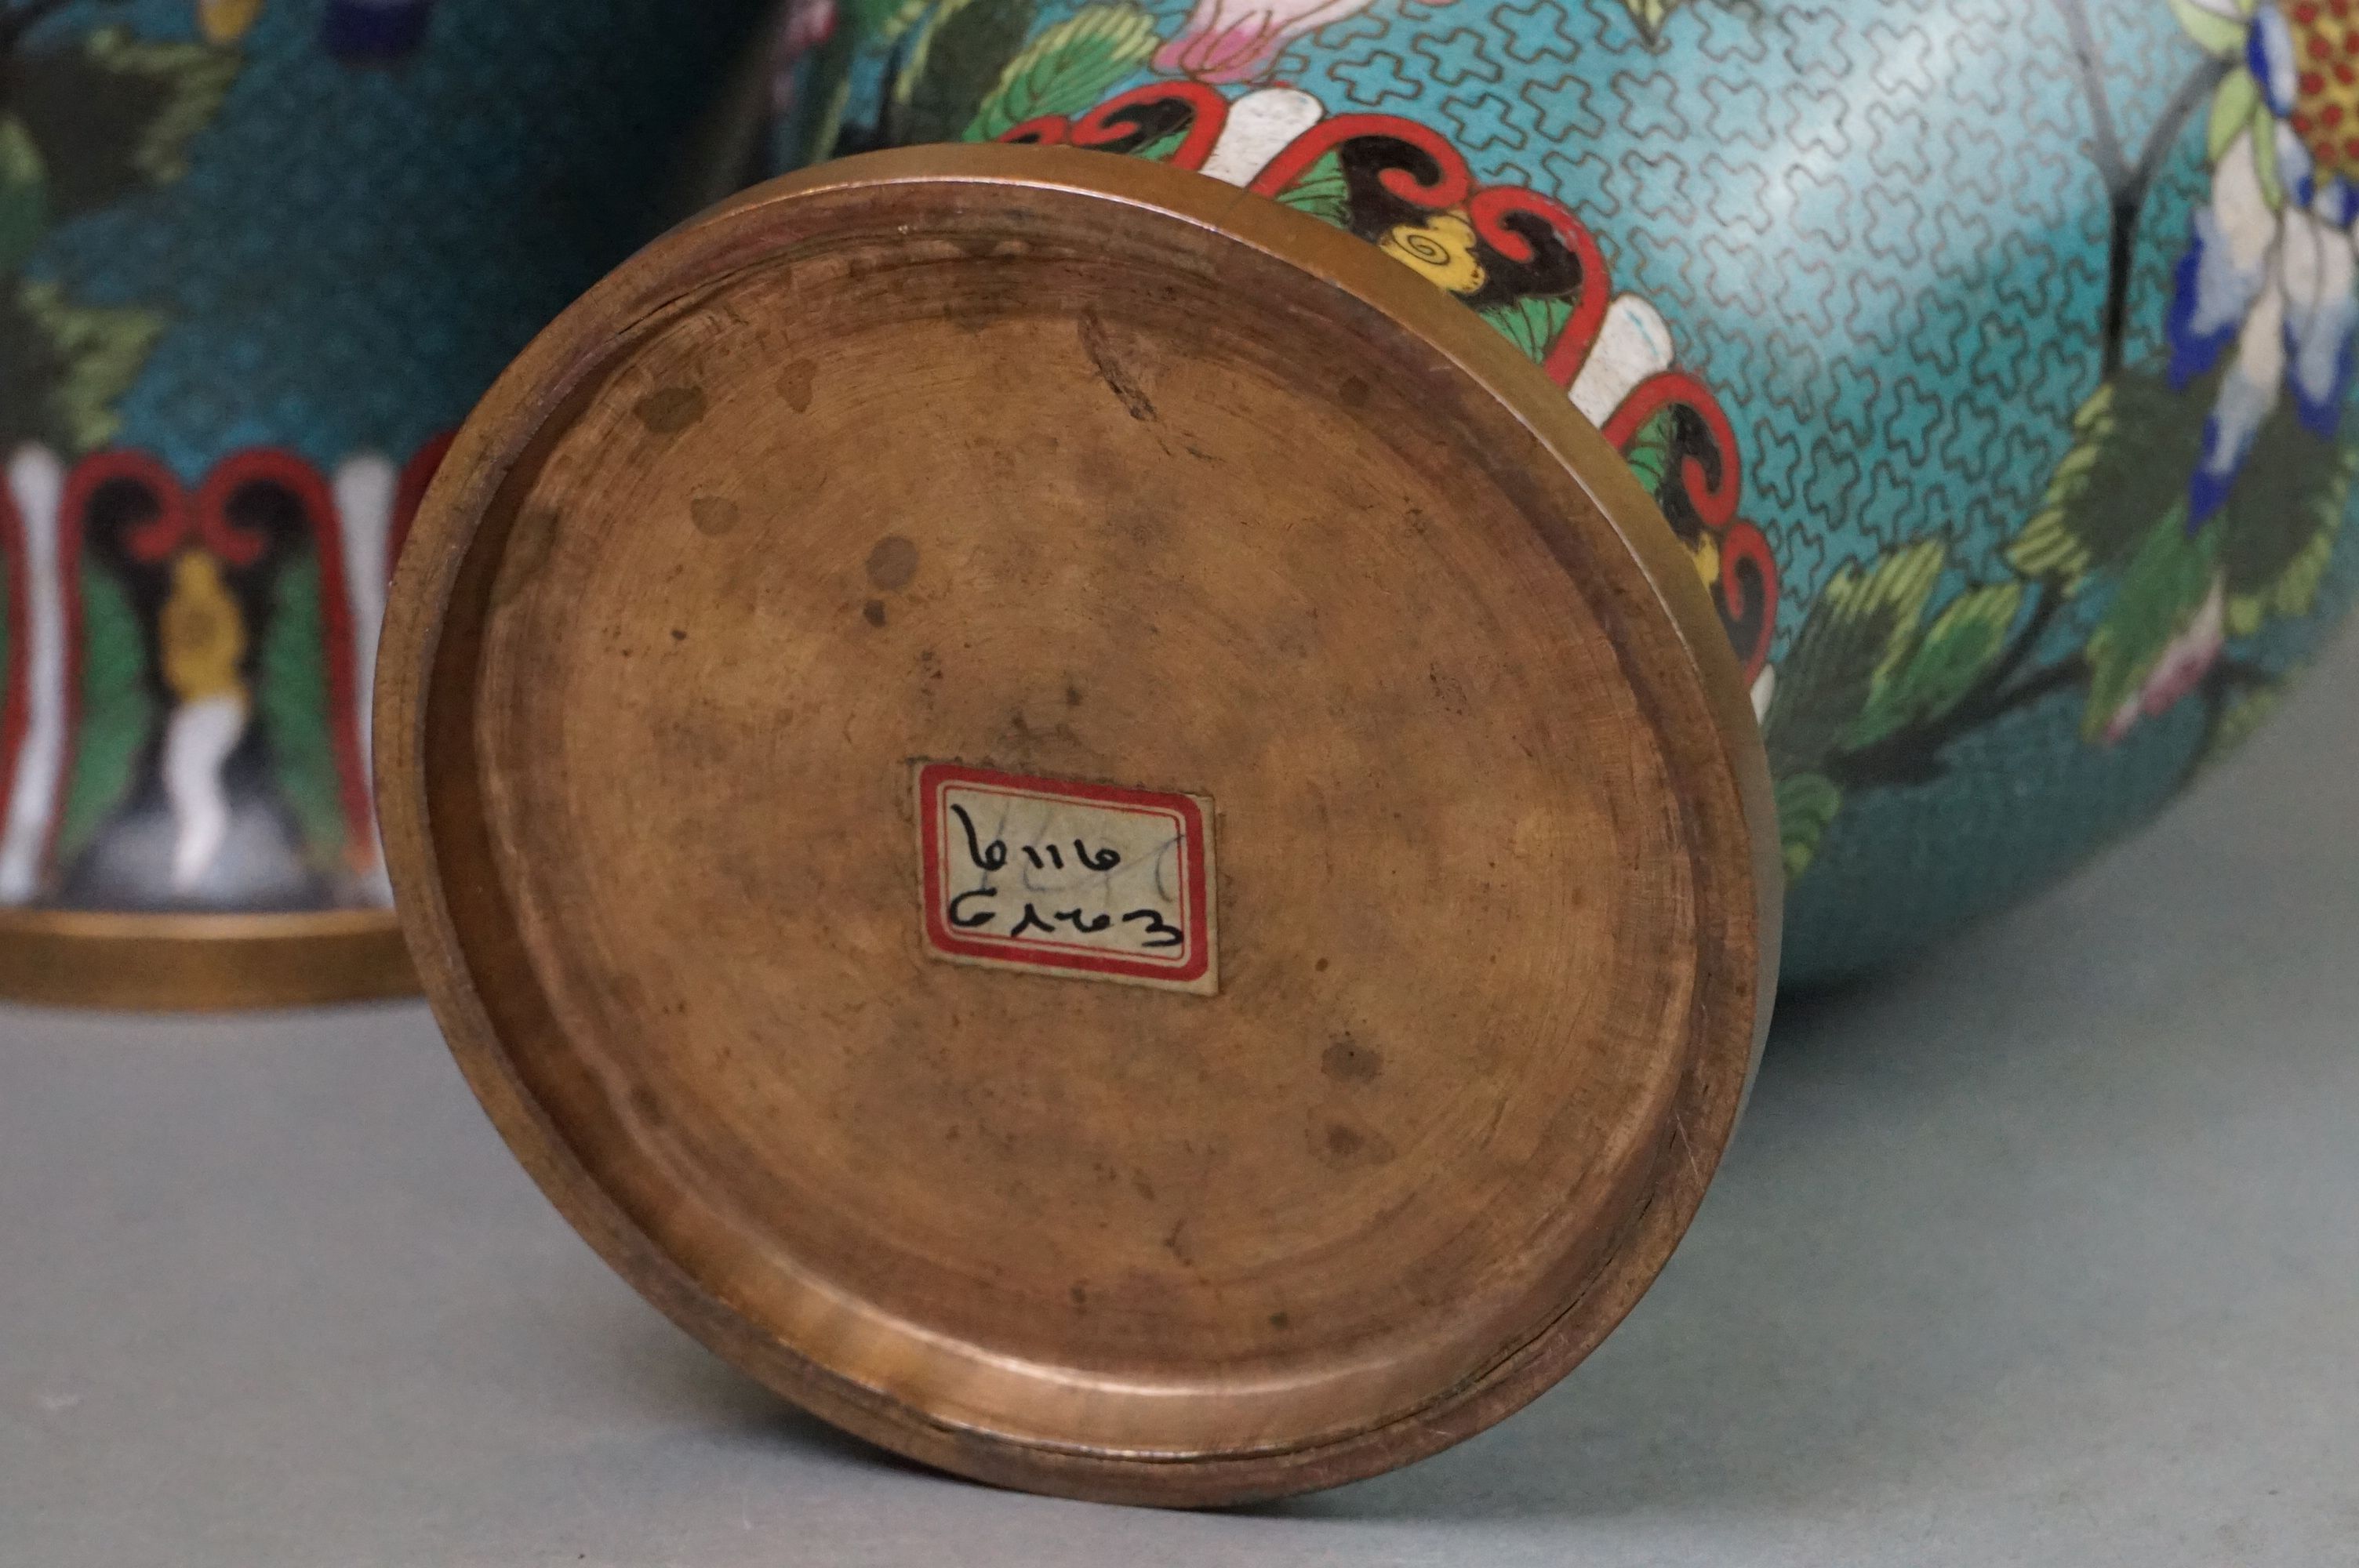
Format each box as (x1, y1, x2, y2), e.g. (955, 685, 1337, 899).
(0, 908, 413, 1011)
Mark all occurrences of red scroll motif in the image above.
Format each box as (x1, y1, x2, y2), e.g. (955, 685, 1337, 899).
(1465, 187, 1611, 388)
(1001, 91, 1779, 683)
(1002, 81, 1230, 171)
(1600, 371, 1742, 530)
(1245, 112, 1474, 210)
(1074, 82, 1228, 168)
(1716, 521, 1779, 681)
(1598, 372, 1773, 678)
(205, 450, 373, 866)
(71, 451, 241, 568)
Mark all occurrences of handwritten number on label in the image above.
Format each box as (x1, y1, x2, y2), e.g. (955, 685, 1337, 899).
(940, 787, 1182, 960)
(950, 804, 1008, 872)
(1122, 909, 1185, 949)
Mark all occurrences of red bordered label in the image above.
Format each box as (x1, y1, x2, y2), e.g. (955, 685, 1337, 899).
(915, 762, 1216, 994)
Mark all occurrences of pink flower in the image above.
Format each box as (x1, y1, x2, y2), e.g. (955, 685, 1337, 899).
(1152, 0, 1384, 82)
(2105, 577, 2226, 744)
(782, 0, 838, 56)
(769, 0, 840, 115)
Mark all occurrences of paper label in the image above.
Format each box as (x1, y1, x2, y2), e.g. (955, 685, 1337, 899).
(915, 762, 1216, 993)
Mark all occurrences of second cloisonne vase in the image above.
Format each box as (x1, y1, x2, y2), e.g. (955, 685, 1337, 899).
(0, 0, 776, 1005)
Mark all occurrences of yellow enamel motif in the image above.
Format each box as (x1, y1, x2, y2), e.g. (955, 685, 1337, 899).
(198, 0, 265, 44)
(1690, 530, 1721, 590)
(160, 551, 249, 705)
(2284, 0, 2359, 178)
(1379, 212, 1486, 295)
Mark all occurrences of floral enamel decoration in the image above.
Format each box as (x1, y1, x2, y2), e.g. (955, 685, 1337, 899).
(2168, 0, 2359, 521)
(0, 439, 448, 910)
(1719, 0, 2356, 873)
(820, 7, 1778, 683)
(998, 85, 1782, 689)
(2107, 576, 2230, 742)
(1151, 0, 1391, 83)
(0, 0, 776, 1005)
(814, 0, 2359, 912)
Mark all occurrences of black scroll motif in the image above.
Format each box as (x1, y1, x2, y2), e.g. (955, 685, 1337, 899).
(1327, 136, 1586, 316)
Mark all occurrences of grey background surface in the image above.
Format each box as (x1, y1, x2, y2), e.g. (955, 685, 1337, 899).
(4, 634, 2356, 1567)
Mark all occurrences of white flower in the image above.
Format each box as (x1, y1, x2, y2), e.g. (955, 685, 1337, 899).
(2168, 0, 2359, 518)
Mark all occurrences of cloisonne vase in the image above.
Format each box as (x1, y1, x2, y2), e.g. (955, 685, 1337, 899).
(354, 0, 2359, 1502)
(0, 0, 773, 1005)
(773, 0, 2359, 983)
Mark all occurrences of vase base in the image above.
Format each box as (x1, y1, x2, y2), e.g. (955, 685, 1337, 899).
(376, 144, 1779, 1505)
(0, 908, 414, 1011)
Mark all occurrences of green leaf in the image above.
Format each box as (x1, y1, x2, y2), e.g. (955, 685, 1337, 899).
(255, 550, 347, 869)
(2251, 98, 2284, 208)
(0, 117, 49, 277)
(1477, 295, 1572, 368)
(1133, 125, 1188, 162)
(1847, 579, 2025, 748)
(1619, 407, 1677, 501)
(899, 0, 1040, 143)
(2227, 521, 2335, 635)
(1854, 543, 1946, 692)
(2081, 510, 2219, 740)
(963, 3, 1158, 142)
(1774, 771, 1841, 882)
(1616, 0, 1689, 44)
(805, 69, 855, 167)
(847, 0, 936, 49)
(1272, 147, 1350, 224)
(894, 0, 976, 104)
(2172, 0, 2253, 58)
(55, 564, 155, 869)
(2214, 407, 2355, 627)
(2207, 67, 2260, 162)
(10, 27, 240, 222)
(0, 281, 166, 454)
(2005, 370, 2212, 592)
(1761, 539, 1944, 777)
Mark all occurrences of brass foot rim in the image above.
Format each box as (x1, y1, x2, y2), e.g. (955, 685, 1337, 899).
(0, 909, 416, 1011)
